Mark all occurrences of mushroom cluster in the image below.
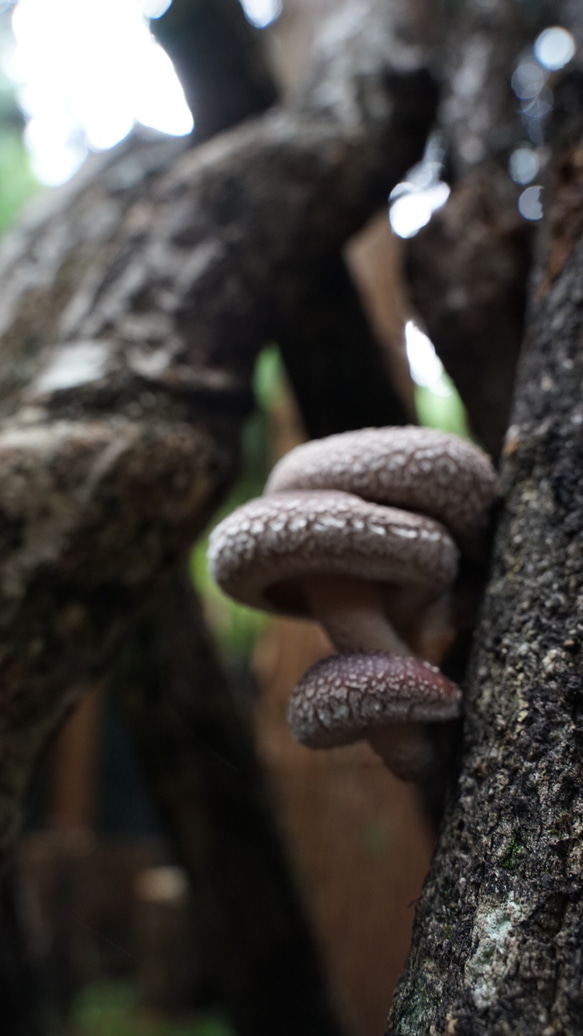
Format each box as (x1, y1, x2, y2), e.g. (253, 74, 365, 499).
(208, 427, 498, 781)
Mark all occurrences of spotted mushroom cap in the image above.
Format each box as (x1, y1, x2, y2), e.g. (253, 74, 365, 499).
(287, 651, 462, 748)
(265, 426, 498, 553)
(207, 489, 458, 617)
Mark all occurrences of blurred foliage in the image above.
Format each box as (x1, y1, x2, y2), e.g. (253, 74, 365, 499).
(414, 376, 472, 438)
(70, 981, 235, 1036)
(0, 19, 39, 234)
(0, 123, 38, 233)
(191, 345, 287, 664)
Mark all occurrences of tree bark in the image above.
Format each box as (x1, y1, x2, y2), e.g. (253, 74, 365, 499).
(100, 9, 349, 1033)
(405, 0, 554, 459)
(115, 570, 345, 1036)
(275, 252, 409, 438)
(0, 0, 437, 860)
(151, 0, 278, 141)
(387, 65, 583, 1036)
(0, 866, 57, 1036)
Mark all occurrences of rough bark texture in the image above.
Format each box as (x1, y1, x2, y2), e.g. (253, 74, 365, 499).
(0, 0, 438, 860)
(387, 67, 583, 1036)
(96, 10, 349, 1033)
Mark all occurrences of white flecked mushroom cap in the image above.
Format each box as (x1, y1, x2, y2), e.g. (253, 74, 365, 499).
(265, 426, 498, 552)
(287, 651, 462, 748)
(207, 489, 458, 617)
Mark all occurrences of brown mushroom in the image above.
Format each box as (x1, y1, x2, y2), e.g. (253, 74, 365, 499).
(207, 426, 497, 780)
(287, 652, 462, 781)
(207, 488, 458, 656)
(265, 425, 498, 557)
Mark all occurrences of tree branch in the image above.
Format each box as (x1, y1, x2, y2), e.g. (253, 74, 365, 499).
(114, 570, 345, 1036)
(275, 251, 410, 437)
(404, 0, 553, 459)
(0, 0, 436, 858)
(105, 10, 347, 1031)
(151, 0, 278, 142)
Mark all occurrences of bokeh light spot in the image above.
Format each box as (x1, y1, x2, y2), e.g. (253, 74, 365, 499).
(6, 0, 193, 185)
(518, 185, 543, 221)
(389, 182, 450, 239)
(405, 321, 451, 396)
(534, 27, 576, 71)
(240, 0, 282, 29)
(509, 147, 539, 185)
(511, 59, 545, 100)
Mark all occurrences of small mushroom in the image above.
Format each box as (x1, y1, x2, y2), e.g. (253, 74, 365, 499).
(207, 488, 458, 656)
(287, 651, 462, 781)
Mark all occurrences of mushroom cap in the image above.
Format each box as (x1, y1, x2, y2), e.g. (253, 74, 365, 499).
(265, 426, 498, 552)
(207, 489, 458, 617)
(287, 651, 462, 748)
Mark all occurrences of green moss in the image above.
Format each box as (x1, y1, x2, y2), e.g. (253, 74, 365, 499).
(501, 836, 524, 871)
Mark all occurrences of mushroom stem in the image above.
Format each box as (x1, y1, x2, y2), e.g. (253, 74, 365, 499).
(301, 574, 438, 780)
(302, 573, 410, 655)
(366, 723, 436, 782)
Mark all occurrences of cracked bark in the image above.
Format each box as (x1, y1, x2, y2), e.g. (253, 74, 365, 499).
(387, 65, 583, 1036)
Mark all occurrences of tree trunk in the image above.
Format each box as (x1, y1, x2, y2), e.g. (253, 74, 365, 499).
(115, 570, 345, 1036)
(387, 65, 583, 1036)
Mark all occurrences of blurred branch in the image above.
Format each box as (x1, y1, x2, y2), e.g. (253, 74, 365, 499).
(151, 0, 278, 141)
(0, 0, 438, 862)
(111, 11, 346, 1031)
(0, 865, 58, 1036)
(405, 0, 554, 459)
(154, 0, 410, 431)
(114, 570, 345, 1036)
(406, 179, 531, 459)
(275, 251, 410, 438)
